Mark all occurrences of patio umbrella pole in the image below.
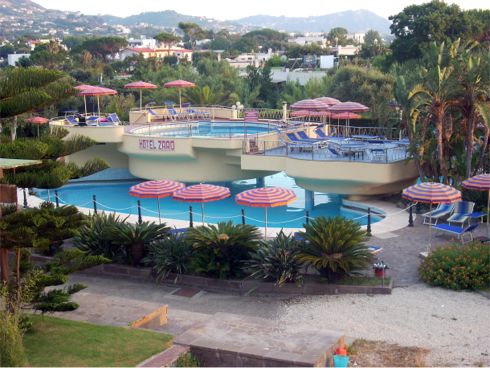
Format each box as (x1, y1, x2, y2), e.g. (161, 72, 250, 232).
(157, 198, 161, 224)
(140, 90, 143, 111)
(428, 202, 432, 254)
(179, 89, 182, 110)
(97, 95, 101, 117)
(201, 202, 205, 225)
(264, 207, 268, 239)
(84, 96, 87, 115)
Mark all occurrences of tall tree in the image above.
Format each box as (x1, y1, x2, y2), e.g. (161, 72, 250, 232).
(361, 30, 385, 58)
(154, 32, 181, 47)
(326, 27, 348, 46)
(178, 22, 206, 50)
(0, 67, 75, 140)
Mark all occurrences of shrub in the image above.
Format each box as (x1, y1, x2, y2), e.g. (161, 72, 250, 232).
(74, 213, 129, 263)
(187, 221, 261, 279)
(175, 352, 201, 367)
(296, 216, 373, 281)
(79, 158, 110, 178)
(244, 230, 303, 286)
(419, 242, 490, 290)
(0, 310, 26, 366)
(111, 221, 170, 266)
(144, 235, 193, 281)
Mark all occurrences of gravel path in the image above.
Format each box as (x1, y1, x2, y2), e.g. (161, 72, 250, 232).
(277, 284, 490, 367)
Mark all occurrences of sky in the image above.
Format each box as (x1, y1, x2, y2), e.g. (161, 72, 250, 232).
(34, 0, 489, 20)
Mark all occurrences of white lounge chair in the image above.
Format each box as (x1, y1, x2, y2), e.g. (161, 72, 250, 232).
(422, 203, 454, 225)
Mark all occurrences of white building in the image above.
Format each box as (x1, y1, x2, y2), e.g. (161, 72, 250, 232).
(127, 37, 157, 49)
(287, 36, 327, 48)
(271, 68, 328, 86)
(118, 47, 192, 62)
(329, 45, 360, 57)
(225, 49, 276, 69)
(7, 53, 31, 66)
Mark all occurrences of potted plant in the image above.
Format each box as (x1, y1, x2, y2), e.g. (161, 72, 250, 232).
(373, 260, 389, 278)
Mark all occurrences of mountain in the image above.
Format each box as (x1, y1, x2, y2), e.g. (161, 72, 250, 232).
(0, 0, 390, 40)
(235, 10, 391, 34)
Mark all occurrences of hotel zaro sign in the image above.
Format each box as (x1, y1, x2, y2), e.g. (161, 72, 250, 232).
(138, 138, 175, 151)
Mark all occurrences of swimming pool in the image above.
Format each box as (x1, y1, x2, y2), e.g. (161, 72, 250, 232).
(36, 173, 382, 228)
(148, 121, 278, 138)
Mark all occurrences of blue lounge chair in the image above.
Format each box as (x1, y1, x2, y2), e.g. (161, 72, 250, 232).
(147, 108, 167, 121)
(433, 223, 479, 243)
(315, 128, 328, 139)
(297, 131, 325, 142)
(447, 201, 475, 227)
(286, 132, 319, 144)
(422, 203, 454, 225)
(107, 113, 120, 124)
(167, 107, 187, 120)
(65, 115, 79, 125)
(367, 245, 383, 254)
(186, 108, 210, 120)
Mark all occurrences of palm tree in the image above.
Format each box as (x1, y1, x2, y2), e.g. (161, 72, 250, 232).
(453, 41, 490, 177)
(0, 67, 75, 140)
(408, 41, 461, 182)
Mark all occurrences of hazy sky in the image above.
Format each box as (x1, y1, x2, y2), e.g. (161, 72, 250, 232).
(34, 0, 489, 19)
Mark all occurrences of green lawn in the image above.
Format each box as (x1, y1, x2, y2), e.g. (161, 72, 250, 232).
(24, 315, 172, 367)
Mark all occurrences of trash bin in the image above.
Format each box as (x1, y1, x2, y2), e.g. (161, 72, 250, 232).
(333, 354, 350, 367)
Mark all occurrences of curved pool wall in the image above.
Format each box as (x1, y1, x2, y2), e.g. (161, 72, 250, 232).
(35, 173, 382, 228)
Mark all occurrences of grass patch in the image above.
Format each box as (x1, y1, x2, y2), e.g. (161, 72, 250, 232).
(337, 276, 391, 286)
(24, 315, 172, 367)
(348, 339, 428, 367)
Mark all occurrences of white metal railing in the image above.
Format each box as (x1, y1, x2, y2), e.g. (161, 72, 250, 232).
(242, 138, 410, 163)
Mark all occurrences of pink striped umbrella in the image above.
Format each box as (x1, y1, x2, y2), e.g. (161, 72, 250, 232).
(235, 187, 297, 237)
(462, 173, 490, 236)
(164, 80, 196, 109)
(328, 101, 369, 113)
(402, 182, 461, 253)
(290, 99, 329, 111)
(315, 97, 341, 106)
(173, 184, 230, 223)
(124, 81, 158, 110)
(130, 180, 185, 223)
(77, 86, 118, 117)
(75, 84, 94, 114)
(331, 112, 361, 120)
(290, 110, 332, 118)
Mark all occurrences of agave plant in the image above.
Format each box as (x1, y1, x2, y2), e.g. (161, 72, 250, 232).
(296, 216, 373, 281)
(144, 235, 193, 281)
(111, 221, 170, 266)
(74, 212, 128, 263)
(186, 221, 261, 279)
(244, 230, 303, 287)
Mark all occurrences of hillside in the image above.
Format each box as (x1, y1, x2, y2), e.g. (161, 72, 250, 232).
(235, 10, 391, 34)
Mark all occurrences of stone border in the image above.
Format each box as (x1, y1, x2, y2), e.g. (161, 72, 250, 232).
(81, 263, 393, 296)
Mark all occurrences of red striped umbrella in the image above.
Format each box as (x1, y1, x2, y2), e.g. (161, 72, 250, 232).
(124, 81, 158, 110)
(173, 184, 230, 224)
(331, 112, 361, 120)
(27, 116, 49, 136)
(402, 182, 461, 253)
(77, 86, 118, 117)
(290, 110, 332, 118)
(130, 180, 185, 223)
(75, 84, 94, 114)
(462, 173, 490, 236)
(315, 97, 341, 106)
(236, 187, 297, 238)
(290, 99, 329, 111)
(164, 80, 196, 109)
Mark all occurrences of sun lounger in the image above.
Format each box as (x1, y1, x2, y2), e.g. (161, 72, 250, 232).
(422, 203, 454, 225)
(315, 128, 328, 139)
(297, 131, 325, 142)
(65, 115, 80, 126)
(367, 245, 383, 254)
(447, 201, 475, 227)
(107, 113, 120, 124)
(433, 223, 479, 243)
(147, 108, 167, 121)
(167, 107, 187, 120)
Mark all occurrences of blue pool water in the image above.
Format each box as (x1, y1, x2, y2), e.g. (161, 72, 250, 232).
(36, 173, 381, 228)
(154, 121, 277, 138)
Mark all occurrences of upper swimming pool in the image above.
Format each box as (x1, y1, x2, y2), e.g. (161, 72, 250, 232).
(145, 121, 278, 138)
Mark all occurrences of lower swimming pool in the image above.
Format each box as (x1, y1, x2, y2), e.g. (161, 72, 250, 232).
(35, 173, 382, 228)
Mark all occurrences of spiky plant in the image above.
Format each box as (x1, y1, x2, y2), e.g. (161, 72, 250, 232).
(186, 221, 261, 279)
(144, 235, 193, 281)
(74, 212, 129, 263)
(244, 230, 303, 287)
(296, 216, 373, 281)
(111, 221, 170, 266)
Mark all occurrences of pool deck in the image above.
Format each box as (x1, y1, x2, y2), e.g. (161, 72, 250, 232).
(21, 188, 414, 237)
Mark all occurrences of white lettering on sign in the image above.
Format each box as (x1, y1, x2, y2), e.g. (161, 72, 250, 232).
(138, 139, 175, 151)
